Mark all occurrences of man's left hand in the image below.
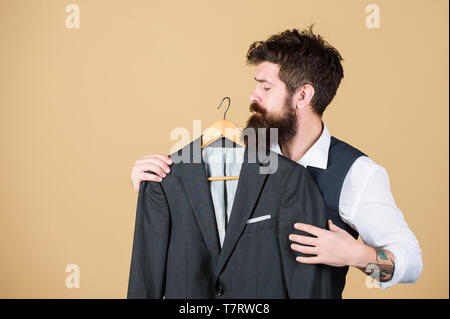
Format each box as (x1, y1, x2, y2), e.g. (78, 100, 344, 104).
(289, 219, 367, 268)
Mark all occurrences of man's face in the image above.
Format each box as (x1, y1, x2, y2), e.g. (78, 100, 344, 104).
(249, 62, 289, 116)
(244, 62, 298, 149)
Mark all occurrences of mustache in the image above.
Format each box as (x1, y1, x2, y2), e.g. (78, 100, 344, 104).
(249, 102, 266, 115)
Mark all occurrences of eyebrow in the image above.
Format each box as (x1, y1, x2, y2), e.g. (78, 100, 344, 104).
(254, 77, 273, 85)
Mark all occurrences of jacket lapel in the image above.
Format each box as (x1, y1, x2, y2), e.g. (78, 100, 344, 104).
(214, 146, 269, 279)
(179, 138, 221, 263)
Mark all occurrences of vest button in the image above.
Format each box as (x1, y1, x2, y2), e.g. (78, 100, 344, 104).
(216, 286, 224, 296)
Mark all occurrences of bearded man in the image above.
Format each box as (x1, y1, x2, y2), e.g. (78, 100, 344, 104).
(129, 27, 422, 298)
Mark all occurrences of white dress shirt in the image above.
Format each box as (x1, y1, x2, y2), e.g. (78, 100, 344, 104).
(202, 145, 245, 248)
(270, 123, 423, 290)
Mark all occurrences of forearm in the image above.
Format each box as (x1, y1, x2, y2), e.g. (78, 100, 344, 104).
(352, 243, 395, 282)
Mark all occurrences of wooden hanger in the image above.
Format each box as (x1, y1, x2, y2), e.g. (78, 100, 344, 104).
(202, 97, 244, 182)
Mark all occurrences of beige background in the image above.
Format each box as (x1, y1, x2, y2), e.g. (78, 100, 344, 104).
(0, 0, 448, 298)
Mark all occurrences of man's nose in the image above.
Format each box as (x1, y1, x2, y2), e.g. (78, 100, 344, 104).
(249, 92, 261, 104)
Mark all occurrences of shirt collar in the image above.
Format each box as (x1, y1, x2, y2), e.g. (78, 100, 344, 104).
(270, 122, 331, 169)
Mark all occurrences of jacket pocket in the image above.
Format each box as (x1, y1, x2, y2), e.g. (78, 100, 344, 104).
(244, 214, 273, 233)
(247, 214, 271, 224)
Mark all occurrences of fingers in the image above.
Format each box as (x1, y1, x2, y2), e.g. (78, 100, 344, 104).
(152, 154, 173, 165)
(294, 223, 324, 237)
(289, 234, 317, 246)
(131, 153, 173, 193)
(295, 256, 322, 264)
(132, 172, 164, 193)
(140, 171, 164, 182)
(290, 237, 321, 264)
(290, 243, 317, 255)
(136, 158, 171, 175)
(328, 219, 344, 233)
(142, 163, 169, 178)
(141, 154, 173, 165)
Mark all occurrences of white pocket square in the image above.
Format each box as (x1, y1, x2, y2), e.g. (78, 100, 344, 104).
(246, 214, 271, 224)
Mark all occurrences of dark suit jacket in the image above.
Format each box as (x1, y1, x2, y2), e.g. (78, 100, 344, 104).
(127, 138, 332, 298)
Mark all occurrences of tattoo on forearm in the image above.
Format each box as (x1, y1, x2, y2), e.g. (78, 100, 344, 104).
(364, 249, 395, 282)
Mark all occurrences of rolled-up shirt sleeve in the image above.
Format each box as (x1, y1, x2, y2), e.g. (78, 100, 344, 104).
(339, 156, 423, 290)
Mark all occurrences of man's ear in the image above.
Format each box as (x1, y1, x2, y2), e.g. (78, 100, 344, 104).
(294, 84, 315, 111)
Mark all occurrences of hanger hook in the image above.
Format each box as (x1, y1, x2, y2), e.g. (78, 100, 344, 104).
(218, 97, 231, 120)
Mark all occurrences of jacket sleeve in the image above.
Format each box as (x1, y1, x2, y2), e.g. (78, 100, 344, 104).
(277, 166, 333, 299)
(127, 180, 171, 299)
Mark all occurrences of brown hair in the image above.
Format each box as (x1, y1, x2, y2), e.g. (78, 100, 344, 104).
(246, 26, 344, 116)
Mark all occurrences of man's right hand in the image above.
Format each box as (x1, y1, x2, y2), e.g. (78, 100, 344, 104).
(131, 154, 173, 193)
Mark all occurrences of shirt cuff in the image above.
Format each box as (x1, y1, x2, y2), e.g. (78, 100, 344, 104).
(378, 245, 405, 290)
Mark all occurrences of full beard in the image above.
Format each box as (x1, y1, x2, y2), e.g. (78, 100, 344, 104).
(242, 96, 298, 153)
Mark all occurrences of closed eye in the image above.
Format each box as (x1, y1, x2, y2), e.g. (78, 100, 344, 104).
(263, 87, 271, 91)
